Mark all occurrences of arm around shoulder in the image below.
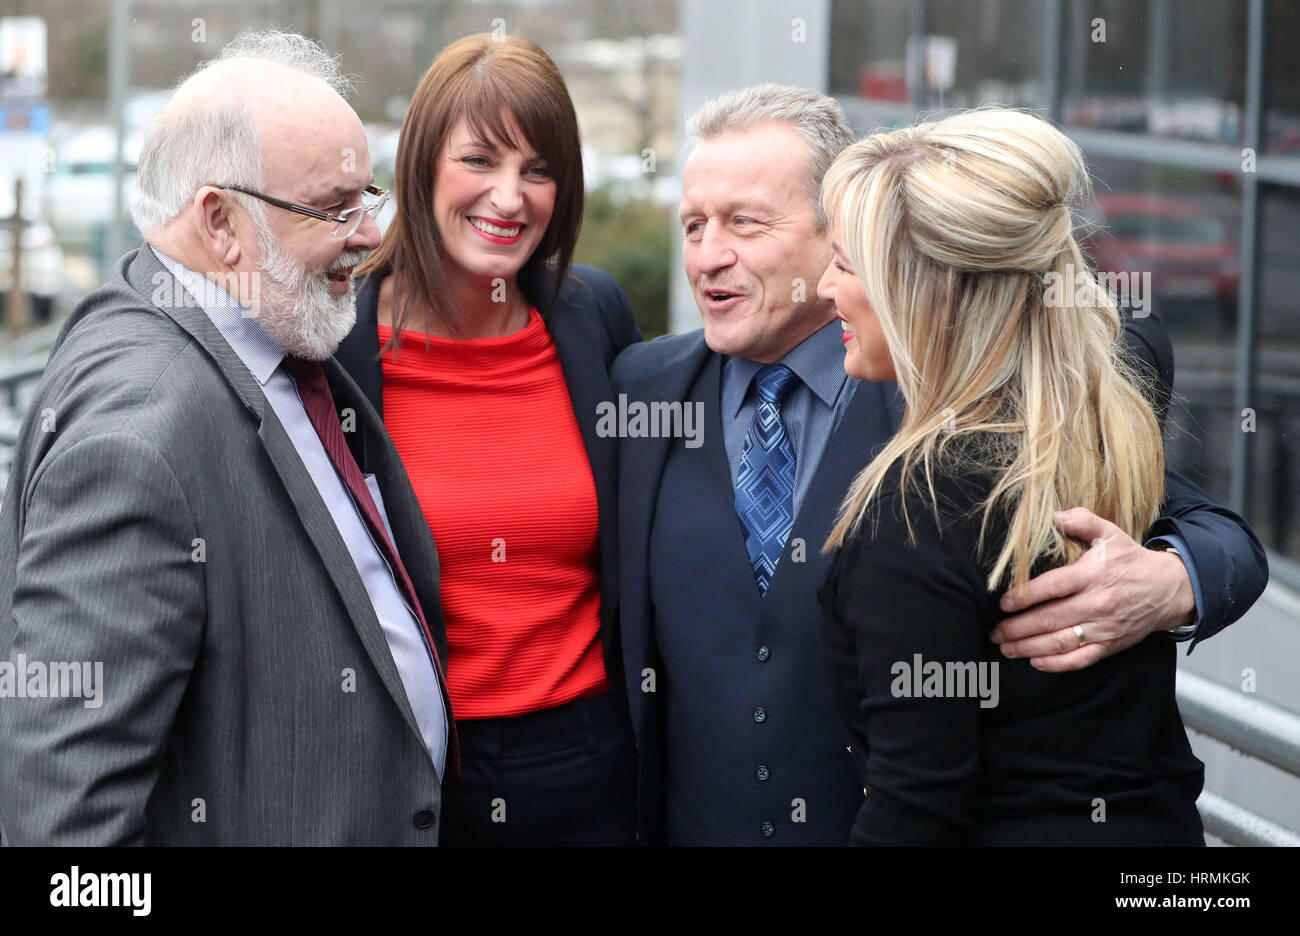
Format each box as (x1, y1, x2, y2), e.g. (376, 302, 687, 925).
(1119, 312, 1266, 644)
(1148, 468, 1268, 647)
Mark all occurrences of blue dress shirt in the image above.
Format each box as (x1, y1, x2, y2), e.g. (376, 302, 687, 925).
(722, 317, 857, 517)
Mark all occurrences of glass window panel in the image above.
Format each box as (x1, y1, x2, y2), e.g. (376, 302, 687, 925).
(1081, 157, 1241, 506)
(829, 0, 911, 100)
(1265, 0, 1300, 158)
(921, 0, 1047, 109)
(829, 0, 1045, 115)
(1062, 0, 1247, 145)
(1252, 184, 1300, 560)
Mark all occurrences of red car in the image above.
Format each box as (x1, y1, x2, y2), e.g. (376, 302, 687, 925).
(1077, 193, 1239, 328)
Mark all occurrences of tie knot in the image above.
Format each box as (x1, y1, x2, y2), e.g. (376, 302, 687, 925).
(754, 363, 796, 404)
(283, 356, 326, 386)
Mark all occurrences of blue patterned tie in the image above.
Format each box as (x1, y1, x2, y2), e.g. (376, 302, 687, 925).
(735, 363, 798, 595)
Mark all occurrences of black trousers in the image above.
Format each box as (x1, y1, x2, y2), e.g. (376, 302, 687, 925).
(439, 689, 638, 846)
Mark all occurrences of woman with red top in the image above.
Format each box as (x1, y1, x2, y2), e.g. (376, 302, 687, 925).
(340, 33, 641, 845)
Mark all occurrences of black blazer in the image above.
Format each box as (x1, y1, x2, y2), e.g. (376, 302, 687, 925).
(335, 263, 642, 706)
(817, 459, 1206, 845)
(611, 311, 1268, 844)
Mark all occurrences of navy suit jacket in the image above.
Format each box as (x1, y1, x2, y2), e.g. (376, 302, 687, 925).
(612, 311, 1268, 844)
(335, 263, 642, 704)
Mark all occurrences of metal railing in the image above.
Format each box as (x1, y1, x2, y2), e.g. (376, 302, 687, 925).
(0, 354, 48, 410)
(1197, 791, 1300, 847)
(1177, 669, 1300, 846)
(0, 353, 48, 489)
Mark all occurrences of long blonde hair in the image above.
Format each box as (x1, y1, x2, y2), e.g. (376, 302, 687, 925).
(821, 108, 1164, 590)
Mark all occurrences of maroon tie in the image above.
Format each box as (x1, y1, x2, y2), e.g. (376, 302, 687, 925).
(284, 356, 458, 775)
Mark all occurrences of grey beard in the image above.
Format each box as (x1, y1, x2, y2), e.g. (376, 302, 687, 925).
(249, 215, 366, 362)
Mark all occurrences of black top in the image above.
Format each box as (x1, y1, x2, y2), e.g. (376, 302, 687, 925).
(817, 456, 1206, 846)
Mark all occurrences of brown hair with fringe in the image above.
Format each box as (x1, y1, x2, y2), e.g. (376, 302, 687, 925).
(355, 33, 583, 349)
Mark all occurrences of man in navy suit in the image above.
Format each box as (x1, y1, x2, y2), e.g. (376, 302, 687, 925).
(612, 84, 1268, 846)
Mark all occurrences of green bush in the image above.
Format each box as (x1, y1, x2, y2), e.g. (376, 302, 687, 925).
(574, 184, 672, 338)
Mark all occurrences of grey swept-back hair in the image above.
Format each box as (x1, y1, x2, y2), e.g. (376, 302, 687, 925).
(685, 83, 855, 230)
(131, 29, 354, 233)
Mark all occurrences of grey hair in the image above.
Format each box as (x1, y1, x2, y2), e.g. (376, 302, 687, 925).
(131, 30, 353, 233)
(685, 83, 855, 229)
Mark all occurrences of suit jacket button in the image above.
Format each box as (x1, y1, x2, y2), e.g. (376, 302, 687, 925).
(760, 821, 775, 837)
(753, 706, 767, 723)
(756, 765, 770, 781)
(757, 645, 771, 662)
(413, 808, 435, 829)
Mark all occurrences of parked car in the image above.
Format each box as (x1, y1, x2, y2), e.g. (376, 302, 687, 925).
(1077, 193, 1239, 329)
(43, 125, 140, 251)
(1067, 95, 1150, 134)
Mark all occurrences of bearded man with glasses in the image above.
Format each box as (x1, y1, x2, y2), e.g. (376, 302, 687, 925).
(0, 31, 454, 845)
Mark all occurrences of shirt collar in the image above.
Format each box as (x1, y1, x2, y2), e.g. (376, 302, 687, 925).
(727, 317, 850, 417)
(150, 246, 287, 386)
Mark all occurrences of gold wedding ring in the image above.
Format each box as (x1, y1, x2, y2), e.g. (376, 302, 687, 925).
(1073, 624, 1087, 648)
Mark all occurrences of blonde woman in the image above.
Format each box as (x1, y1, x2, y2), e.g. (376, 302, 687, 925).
(814, 108, 1206, 846)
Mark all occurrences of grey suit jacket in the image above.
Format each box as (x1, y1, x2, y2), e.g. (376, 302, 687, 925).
(0, 245, 451, 845)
